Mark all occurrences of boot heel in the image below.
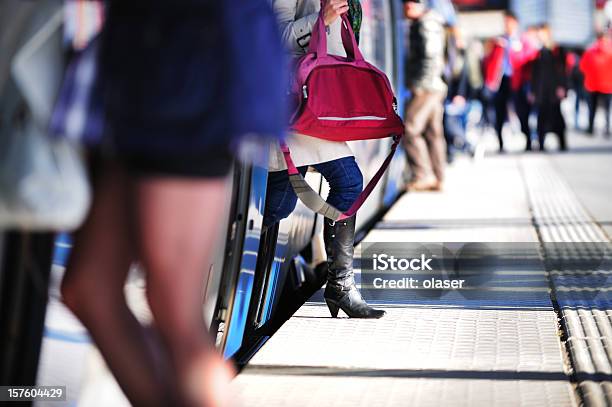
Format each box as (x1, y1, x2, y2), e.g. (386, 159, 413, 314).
(325, 299, 340, 318)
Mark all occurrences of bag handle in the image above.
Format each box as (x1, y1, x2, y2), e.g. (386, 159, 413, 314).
(280, 135, 402, 221)
(340, 14, 364, 61)
(308, 1, 364, 62)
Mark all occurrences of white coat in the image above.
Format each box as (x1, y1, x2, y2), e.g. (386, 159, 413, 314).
(268, 0, 354, 172)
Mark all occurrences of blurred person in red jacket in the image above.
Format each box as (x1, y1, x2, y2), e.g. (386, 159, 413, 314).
(530, 24, 568, 151)
(482, 10, 539, 152)
(580, 29, 612, 137)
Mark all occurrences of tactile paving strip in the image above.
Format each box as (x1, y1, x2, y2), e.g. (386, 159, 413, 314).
(521, 156, 612, 405)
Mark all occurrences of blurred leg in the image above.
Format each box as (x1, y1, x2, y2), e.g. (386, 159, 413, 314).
(537, 105, 547, 151)
(575, 88, 580, 129)
(443, 111, 456, 163)
(133, 177, 234, 407)
(61, 162, 171, 407)
(552, 102, 567, 150)
(588, 92, 599, 134)
(483, 92, 496, 128)
(404, 93, 435, 182)
(514, 87, 532, 150)
(458, 108, 472, 152)
(603, 94, 612, 137)
(424, 98, 446, 183)
(493, 80, 509, 151)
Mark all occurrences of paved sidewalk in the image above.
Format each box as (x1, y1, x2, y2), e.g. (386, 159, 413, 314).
(233, 133, 612, 406)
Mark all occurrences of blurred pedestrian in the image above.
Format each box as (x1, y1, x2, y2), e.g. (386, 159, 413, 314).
(567, 50, 588, 130)
(443, 33, 475, 163)
(60, 1, 287, 406)
(402, 0, 447, 192)
(266, 0, 386, 319)
(531, 24, 568, 151)
(580, 30, 612, 137)
(483, 10, 539, 152)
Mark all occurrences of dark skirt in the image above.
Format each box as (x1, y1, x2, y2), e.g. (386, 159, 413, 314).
(100, 0, 286, 177)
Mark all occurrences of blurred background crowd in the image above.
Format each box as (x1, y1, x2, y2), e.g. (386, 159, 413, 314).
(413, 0, 612, 166)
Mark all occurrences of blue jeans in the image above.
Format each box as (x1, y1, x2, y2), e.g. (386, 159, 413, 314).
(263, 157, 363, 226)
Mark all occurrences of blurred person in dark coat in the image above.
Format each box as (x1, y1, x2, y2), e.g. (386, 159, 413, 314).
(530, 24, 568, 151)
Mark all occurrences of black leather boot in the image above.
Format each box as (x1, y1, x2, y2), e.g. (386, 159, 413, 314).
(323, 216, 385, 319)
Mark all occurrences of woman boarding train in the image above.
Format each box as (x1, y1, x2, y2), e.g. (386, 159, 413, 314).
(266, 0, 386, 319)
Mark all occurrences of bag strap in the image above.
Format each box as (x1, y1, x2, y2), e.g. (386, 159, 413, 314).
(340, 14, 364, 61)
(308, 2, 364, 62)
(280, 135, 402, 221)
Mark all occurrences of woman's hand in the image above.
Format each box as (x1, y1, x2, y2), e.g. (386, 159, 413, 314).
(323, 0, 349, 26)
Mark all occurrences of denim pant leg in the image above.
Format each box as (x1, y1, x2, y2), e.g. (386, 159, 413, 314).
(313, 157, 363, 213)
(263, 167, 308, 227)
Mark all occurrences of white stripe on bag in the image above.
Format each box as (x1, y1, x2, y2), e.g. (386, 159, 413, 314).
(318, 116, 386, 121)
